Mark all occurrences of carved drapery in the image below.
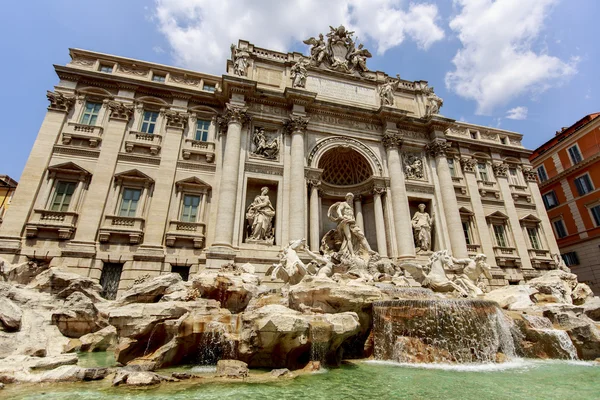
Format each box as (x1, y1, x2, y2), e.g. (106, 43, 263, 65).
(492, 162, 509, 178)
(47, 91, 75, 112)
(283, 115, 310, 134)
(425, 140, 450, 157)
(460, 157, 477, 173)
(106, 101, 134, 121)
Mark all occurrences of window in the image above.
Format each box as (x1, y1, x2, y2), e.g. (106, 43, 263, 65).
(50, 181, 76, 212)
(527, 227, 542, 250)
(508, 168, 520, 185)
(562, 252, 579, 267)
(500, 137, 507, 145)
(537, 165, 548, 183)
(99, 64, 113, 73)
(568, 145, 583, 165)
(195, 119, 210, 142)
(542, 191, 559, 209)
(574, 174, 594, 196)
(590, 204, 600, 226)
(119, 188, 141, 217)
(553, 219, 568, 239)
(171, 265, 190, 281)
(477, 162, 489, 182)
(140, 111, 159, 134)
(470, 131, 478, 139)
(462, 221, 472, 245)
(152, 74, 166, 83)
(203, 84, 216, 92)
(80, 101, 102, 126)
(180, 194, 201, 222)
(493, 224, 508, 247)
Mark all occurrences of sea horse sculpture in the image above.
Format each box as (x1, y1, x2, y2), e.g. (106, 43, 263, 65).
(400, 250, 468, 296)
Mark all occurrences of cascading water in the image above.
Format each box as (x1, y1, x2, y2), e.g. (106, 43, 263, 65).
(309, 318, 331, 363)
(196, 316, 239, 365)
(521, 315, 578, 360)
(373, 299, 518, 363)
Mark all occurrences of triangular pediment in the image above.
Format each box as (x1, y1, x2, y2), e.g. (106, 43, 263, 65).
(486, 210, 509, 220)
(520, 214, 542, 223)
(175, 176, 211, 188)
(459, 207, 474, 216)
(48, 162, 91, 176)
(114, 169, 154, 183)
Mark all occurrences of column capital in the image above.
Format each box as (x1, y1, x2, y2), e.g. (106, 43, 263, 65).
(106, 100, 134, 121)
(425, 139, 450, 157)
(492, 161, 509, 178)
(218, 103, 251, 128)
(46, 91, 75, 113)
(382, 132, 402, 149)
(372, 184, 387, 195)
(284, 114, 310, 134)
(522, 166, 538, 182)
(164, 110, 188, 129)
(460, 157, 477, 173)
(307, 178, 321, 190)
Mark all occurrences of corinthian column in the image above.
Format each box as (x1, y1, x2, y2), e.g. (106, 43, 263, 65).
(426, 139, 467, 258)
(211, 103, 250, 248)
(285, 115, 309, 241)
(383, 128, 414, 258)
(308, 178, 321, 251)
(372, 185, 388, 257)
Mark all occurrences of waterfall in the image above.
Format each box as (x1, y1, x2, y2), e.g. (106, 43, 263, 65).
(521, 315, 578, 360)
(196, 317, 238, 365)
(309, 317, 330, 363)
(373, 299, 518, 363)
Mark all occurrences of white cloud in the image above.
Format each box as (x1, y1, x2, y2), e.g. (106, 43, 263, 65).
(445, 0, 577, 115)
(153, 0, 444, 74)
(506, 106, 527, 120)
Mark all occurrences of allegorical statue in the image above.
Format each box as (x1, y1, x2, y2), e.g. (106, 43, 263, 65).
(291, 58, 309, 88)
(425, 86, 443, 116)
(348, 43, 372, 73)
(251, 127, 279, 159)
(328, 193, 374, 256)
(231, 44, 249, 77)
(378, 74, 401, 106)
(404, 154, 424, 180)
(412, 203, 433, 253)
(246, 187, 275, 243)
(450, 254, 493, 297)
(303, 33, 328, 66)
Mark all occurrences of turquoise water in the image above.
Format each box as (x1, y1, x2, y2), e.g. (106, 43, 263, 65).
(5, 359, 599, 400)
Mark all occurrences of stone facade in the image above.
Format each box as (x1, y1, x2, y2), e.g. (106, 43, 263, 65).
(0, 30, 560, 295)
(530, 113, 600, 294)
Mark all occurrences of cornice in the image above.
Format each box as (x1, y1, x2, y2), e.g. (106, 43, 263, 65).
(538, 152, 600, 189)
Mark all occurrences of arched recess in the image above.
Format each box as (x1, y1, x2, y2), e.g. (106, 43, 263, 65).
(76, 86, 114, 100)
(308, 136, 383, 177)
(135, 95, 170, 107)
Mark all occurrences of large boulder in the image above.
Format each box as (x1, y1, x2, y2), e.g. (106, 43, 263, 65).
(27, 268, 103, 302)
(572, 283, 594, 305)
(191, 271, 263, 313)
(51, 292, 106, 338)
(4, 261, 49, 285)
(513, 314, 578, 359)
(69, 325, 118, 352)
(543, 309, 600, 360)
(238, 304, 360, 369)
(584, 296, 600, 321)
(528, 270, 578, 304)
(484, 285, 538, 310)
(117, 273, 184, 305)
(112, 369, 174, 387)
(0, 296, 22, 331)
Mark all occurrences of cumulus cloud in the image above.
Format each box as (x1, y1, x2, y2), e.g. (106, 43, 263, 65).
(445, 0, 577, 115)
(506, 106, 527, 120)
(153, 0, 444, 74)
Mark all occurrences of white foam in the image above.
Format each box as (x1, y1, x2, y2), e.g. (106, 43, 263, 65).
(190, 365, 217, 373)
(364, 359, 533, 372)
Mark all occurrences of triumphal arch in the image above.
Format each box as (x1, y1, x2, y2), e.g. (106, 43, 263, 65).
(0, 25, 560, 296)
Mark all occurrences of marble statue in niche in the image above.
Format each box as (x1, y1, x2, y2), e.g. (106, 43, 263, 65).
(245, 187, 275, 244)
(291, 58, 309, 88)
(403, 153, 425, 180)
(251, 127, 279, 160)
(378, 75, 401, 106)
(412, 203, 433, 253)
(231, 44, 249, 77)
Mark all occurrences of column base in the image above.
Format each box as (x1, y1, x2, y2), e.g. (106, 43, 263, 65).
(0, 236, 22, 253)
(206, 244, 237, 269)
(61, 241, 97, 258)
(134, 244, 166, 261)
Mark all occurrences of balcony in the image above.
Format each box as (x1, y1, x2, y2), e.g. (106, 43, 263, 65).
(493, 246, 521, 267)
(25, 209, 78, 239)
(477, 180, 500, 199)
(165, 220, 206, 248)
(466, 244, 481, 253)
(98, 215, 145, 244)
(62, 122, 103, 147)
(124, 131, 162, 155)
(528, 248, 553, 269)
(181, 139, 215, 163)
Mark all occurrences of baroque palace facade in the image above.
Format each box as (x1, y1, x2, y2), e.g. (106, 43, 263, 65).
(0, 26, 560, 297)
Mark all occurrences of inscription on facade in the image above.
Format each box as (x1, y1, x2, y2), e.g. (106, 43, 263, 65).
(311, 113, 379, 132)
(306, 76, 376, 105)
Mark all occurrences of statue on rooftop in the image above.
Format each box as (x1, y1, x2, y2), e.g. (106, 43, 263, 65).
(425, 86, 443, 116)
(348, 43, 372, 73)
(303, 34, 328, 67)
(378, 75, 401, 106)
(291, 58, 309, 88)
(231, 44, 250, 77)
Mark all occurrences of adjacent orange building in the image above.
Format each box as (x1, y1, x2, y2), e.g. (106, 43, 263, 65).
(530, 113, 600, 293)
(0, 175, 18, 225)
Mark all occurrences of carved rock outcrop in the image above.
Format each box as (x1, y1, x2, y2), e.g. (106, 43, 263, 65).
(51, 292, 107, 338)
(27, 268, 104, 302)
(484, 285, 538, 310)
(0, 296, 22, 331)
(191, 271, 263, 313)
(117, 273, 185, 304)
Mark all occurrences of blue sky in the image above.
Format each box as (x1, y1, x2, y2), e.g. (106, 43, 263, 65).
(0, 0, 598, 180)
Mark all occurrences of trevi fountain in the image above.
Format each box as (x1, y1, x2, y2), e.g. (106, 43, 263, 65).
(0, 25, 599, 399)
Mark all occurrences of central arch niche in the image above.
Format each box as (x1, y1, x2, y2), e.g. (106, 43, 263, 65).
(318, 147, 373, 186)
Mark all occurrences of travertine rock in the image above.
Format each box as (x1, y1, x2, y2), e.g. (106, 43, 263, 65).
(27, 268, 103, 302)
(484, 285, 538, 310)
(572, 283, 594, 305)
(216, 360, 249, 378)
(0, 296, 22, 331)
(583, 296, 600, 321)
(117, 273, 184, 305)
(191, 271, 262, 313)
(51, 292, 106, 338)
(77, 325, 117, 352)
(112, 370, 172, 386)
(529, 270, 578, 304)
(4, 261, 49, 285)
(543, 309, 600, 360)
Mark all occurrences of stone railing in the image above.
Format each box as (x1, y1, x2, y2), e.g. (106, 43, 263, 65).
(477, 180, 500, 198)
(98, 215, 145, 244)
(165, 220, 206, 248)
(125, 131, 162, 155)
(62, 122, 103, 147)
(25, 209, 79, 239)
(466, 244, 481, 253)
(181, 139, 216, 163)
(493, 246, 517, 257)
(529, 248, 551, 260)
